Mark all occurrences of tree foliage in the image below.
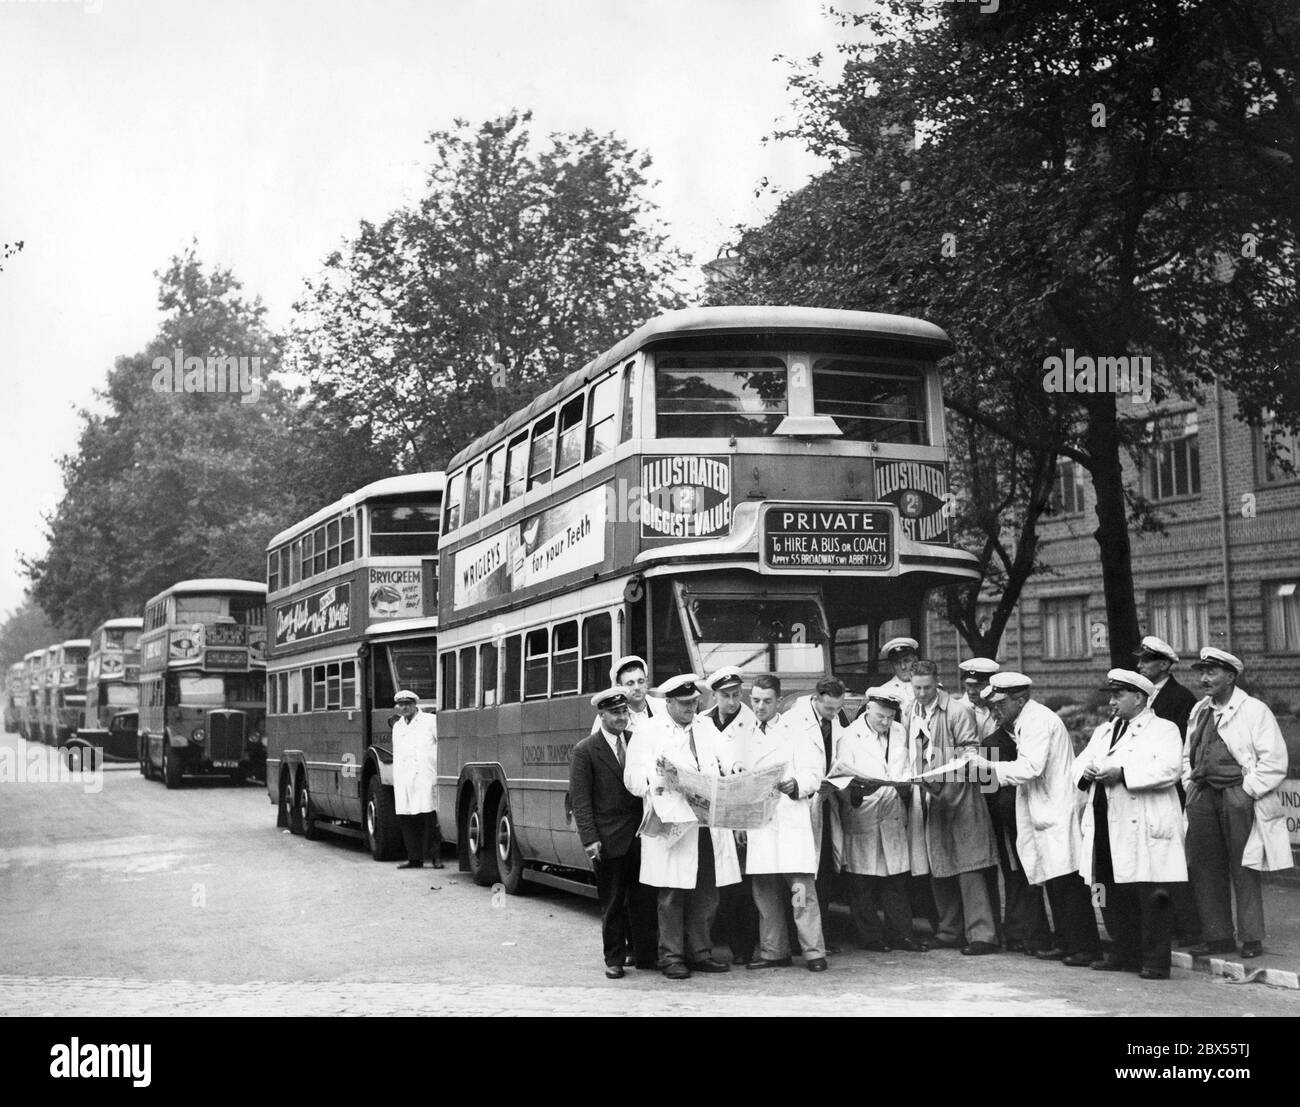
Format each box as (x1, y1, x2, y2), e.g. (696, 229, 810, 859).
(0, 598, 66, 671)
(719, 0, 1300, 663)
(292, 110, 690, 473)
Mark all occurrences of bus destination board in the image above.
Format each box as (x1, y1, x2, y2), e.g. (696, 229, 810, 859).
(761, 504, 894, 571)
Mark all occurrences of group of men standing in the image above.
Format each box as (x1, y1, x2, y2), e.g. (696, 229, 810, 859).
(567, 638, 1293, 982)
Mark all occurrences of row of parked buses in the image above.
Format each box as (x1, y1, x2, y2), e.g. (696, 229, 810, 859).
(6, 306, 978, 895)
(264, 306, 981, 896)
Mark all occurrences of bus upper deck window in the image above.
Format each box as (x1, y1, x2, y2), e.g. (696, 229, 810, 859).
(503, 431, 528, 503)
(464, 458, 485, 525)
(811, 360, 927, 445)
(655, 354, 787, 438)
(485, 446, 506, 514)
(372, 501, 441, 556)
(340, 513, 355, 562)
(444, 472, 464, 532)
(528, 414, 556, 490)
(557, 395, 584, 476)
(586, 374, 618, 460)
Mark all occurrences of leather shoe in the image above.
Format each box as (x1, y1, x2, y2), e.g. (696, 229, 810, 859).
(746, 957, 793, 970)
(1004, 939, 1026, 953)
(731, 951, 751, 966)
(1090, 958, 1139, 972)
(396, 861, 423, 869)
(931, 936, 964, 950)
(961, 941, 999, 956)
(1033, 948, 1067, 961)
(859, 940, 892, 953)
(662, 963, 691, 980)
(1138, 968, 1170, 980)
(893, 939, 930, 953)
(623, 954, 637, 967)
(1187, 939, 1236, 958)
(687, 958, 730, 973)
(1240, 941, 1263, 959)
(430, 858, 445, 869)
(634, 961, 657, 970)
(1063, 951, 1098, 967)
(807, 957, 828, 972)
(823, 944, 841, 955)
(605, 965, 625, 979)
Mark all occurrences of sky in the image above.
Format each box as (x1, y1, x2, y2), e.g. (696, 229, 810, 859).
(0, 0, 859, 621)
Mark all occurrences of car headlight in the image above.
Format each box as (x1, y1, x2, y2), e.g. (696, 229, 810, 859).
(190, 727, 205, 745)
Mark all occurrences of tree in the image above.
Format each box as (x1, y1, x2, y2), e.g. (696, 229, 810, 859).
(0, 598, 65, 671)
(1, 240, 22, 272)
(723, 0, 1300, 665)
(24, 246, 315, 633)
(292, 110, 690, 473)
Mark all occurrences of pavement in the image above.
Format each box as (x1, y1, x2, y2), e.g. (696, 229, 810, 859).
(1165, 880, 1300, 990)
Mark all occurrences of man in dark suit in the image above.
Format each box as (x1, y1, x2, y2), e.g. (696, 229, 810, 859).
(1135, 635, 1202, 946)
(569, 688, 654, 978)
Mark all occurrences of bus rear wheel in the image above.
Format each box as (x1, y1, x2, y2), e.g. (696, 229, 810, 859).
(162, 742, 182, 789)
(465, 794, 499, 887)
(278, 770, 295, 831)
(365, 776, 401, 861)
(495, 795, 528, 895)
(296, 773, 320, 841)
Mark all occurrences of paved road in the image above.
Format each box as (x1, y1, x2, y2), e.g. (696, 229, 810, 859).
(2, 733, 1297, 1016)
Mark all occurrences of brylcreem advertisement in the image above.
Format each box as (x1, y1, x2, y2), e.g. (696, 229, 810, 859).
(453, 486, 606, 611)
(369, 567, 423, 619)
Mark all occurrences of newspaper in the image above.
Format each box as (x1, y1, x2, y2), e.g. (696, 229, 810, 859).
(638, 759, 786, 836)
(823, 755, 974, 791)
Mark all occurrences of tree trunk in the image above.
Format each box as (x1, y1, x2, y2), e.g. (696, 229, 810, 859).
(1085, 399, 1141, 667)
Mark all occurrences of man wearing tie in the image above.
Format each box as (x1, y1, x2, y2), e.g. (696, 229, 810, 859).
(569, 688, 655, 978)
(623, 673, 741, 979)
(878, 637, 919, 711)
(1075, 669, 1187, 979)
(739, 673, 829, 972)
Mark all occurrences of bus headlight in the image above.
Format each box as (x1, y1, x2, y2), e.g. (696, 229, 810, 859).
(248, 730, 263, 746)
(189, 727, 205, 745)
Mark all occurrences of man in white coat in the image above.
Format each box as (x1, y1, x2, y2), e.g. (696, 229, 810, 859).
(836, 688, 929, 952)
(878, 637, 919, 711)
(623, 673, 741, 979)
(591, 655, 664, 735)
(966, 673, 1100, 966)
(738, 673, 828, 972)
(391, 689, 440, 870)
(1183, 647, 1293, 960)
(1075, 669, 1187, 979)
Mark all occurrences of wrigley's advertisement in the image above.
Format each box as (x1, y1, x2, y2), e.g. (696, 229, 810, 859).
(453, 486, 606, 611)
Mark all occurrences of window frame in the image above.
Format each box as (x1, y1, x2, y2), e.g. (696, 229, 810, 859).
(1041, 595, 1091, 661)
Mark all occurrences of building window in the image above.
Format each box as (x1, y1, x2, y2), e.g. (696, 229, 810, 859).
(655, 354, 787, 438)
(1264, 580, 1300, 652)
(1050, 460, 1086, 516)
(1143, 411, 1201, 501)
(1042, 596, 1089, 659)
(1258, 415, 1300, 485)
(1146, 586, 1208, 656)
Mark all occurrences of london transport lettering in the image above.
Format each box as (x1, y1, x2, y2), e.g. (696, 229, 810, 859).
(762, 505, 894, 570)
(639, 455, 732, 539)
(274, 583, 352, 646)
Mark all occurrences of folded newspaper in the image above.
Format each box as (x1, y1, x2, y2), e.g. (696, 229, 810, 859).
(638, 760, 786, 840)
(823, 755, 975, 790)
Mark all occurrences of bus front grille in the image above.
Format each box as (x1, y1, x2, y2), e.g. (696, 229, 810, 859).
(208, 713, 246, 762)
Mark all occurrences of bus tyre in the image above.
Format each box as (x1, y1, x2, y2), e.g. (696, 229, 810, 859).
(495, 795, 528, 895)
(465, 795, 499, 887)
(163, 742, 182, 789)
(296, 773, 320, 841)
(138, 738, 147, 778)
(365, 777, 401, 862)
(276, 771, 292, 829)
(283, 771, 302, 834)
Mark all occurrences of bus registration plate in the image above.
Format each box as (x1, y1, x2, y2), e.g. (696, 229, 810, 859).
(760, 503, 894, 571)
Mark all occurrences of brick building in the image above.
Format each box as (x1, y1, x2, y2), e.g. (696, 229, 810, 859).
(924, 387, 1300, 721)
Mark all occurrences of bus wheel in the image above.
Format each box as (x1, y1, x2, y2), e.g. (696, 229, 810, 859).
(277, 770, 293, 830)
(163, 743, 182, 789)
(138, 737, 148, 778)
(365, 777, 401, 861)
(296, 773, 320, 841)
(465, 795, 499, 887)
(495, 795, 528, 895)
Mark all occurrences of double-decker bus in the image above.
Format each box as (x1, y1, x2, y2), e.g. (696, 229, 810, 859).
(20, 649, 44, 741)
(434, 306, 979, 895)
(139, 579, 267, 788)
(264, 473, 443, 859)
(76, 617, 143, 761)
(4, 662, 24, 732)
(48, 639, 91, 745)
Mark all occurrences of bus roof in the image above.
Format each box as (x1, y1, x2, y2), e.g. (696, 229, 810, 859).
(60, 639, 91, 650)
(92, 617, 143, 632)
(364, 615, 439, 639)
(447, 306, 954, 471)
(267, 471, 447, 549)
(145, 579, 267, 606)
(24, 650, 44, 662)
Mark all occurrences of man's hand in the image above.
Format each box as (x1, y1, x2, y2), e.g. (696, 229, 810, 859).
(584, 841, 603, 863)
(777, 777, 798, 796)
(1094, 764, 1123, 785)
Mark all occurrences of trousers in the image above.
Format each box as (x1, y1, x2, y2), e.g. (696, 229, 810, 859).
(1186, 784, 1264, 944)
(1042, 872, 1100, 956)
(846, 872, 913, 945)
(1094, 808, 1173, 971)
(397, 812, 439, 865)
(752, 872, 825, 962)
(932, 868, 998, 945)
(656, 831, 720, 967)
(985, 787, 1052, 947)
(594, 838, 658, 968)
